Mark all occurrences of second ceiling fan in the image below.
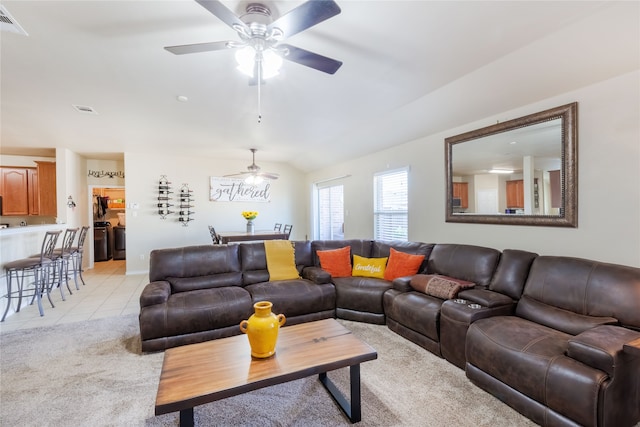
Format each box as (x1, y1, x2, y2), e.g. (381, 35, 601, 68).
(224, 148, 279, 184)
(165, 0, 343, 77)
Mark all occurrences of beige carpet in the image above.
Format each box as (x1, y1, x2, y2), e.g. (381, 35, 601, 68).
(0, 315, 536, 426)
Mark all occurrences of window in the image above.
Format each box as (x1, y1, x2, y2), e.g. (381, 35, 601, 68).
(374, 168, 408, 241)
(317, 184, 344, 240)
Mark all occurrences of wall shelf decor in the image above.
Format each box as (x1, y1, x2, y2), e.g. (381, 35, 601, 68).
(178, 183, 194, 226)
(157, 175, 174, 219)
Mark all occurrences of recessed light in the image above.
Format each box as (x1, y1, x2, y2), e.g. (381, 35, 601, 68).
(177, 95, 188, 102)
(489, 169, 514, 174)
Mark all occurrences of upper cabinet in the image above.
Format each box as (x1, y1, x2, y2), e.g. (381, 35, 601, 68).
(0, 162, 57, 216)
(452, 182, 469, 209)
(35, 161, 57, 216)
(506, 180, 524, 208)
(1, 167, 31, 215)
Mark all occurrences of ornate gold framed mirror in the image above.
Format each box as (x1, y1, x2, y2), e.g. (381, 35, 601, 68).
(445, 103, 577, 227)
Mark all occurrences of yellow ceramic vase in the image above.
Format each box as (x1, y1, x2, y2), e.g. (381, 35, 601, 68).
(240, 301, 286, 358)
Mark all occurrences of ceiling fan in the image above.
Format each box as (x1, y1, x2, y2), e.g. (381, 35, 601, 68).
(165, 0, 343, 77)
(224, 148, 279, 183)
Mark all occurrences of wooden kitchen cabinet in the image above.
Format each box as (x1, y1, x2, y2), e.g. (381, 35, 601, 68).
(0, 162, 56, 216)
(452, 182, 469, 209)
(27, 168, 39, 215)
(35, 161, 57, 216)
(1, 167, 31, 215)
(506, 180, 524, 208)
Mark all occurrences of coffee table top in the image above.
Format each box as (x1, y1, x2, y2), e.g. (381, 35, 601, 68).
(155, 318, 377, 415)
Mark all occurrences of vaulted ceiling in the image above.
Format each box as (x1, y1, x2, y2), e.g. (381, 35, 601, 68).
(1, 1, 637, 171)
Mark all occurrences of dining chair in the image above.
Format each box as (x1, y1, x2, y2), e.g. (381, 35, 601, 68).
(2, 230, 61, 321)
(208, 226, 221, 244)
(283, 224, 292, 239)
(274, 223, 282, 232)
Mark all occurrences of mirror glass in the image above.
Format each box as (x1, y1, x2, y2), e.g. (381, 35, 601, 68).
(445, 103, 577, 227)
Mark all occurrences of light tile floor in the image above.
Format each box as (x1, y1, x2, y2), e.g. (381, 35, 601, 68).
(0, 260, 147, 333)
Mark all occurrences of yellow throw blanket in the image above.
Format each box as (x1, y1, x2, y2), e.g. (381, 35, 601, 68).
(264, 240, 300, 281)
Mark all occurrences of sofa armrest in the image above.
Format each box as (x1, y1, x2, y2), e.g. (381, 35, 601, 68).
(624, 337, 640, 357)
(301, 266, 332, 284)
(139, 281, 171, 308)
(391, 276, 412, 292)
(457, 288, 514, 308)
(567, 325, 640, 376)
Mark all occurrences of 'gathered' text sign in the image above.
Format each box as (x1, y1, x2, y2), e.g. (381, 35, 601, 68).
(209, 177, 271, 202)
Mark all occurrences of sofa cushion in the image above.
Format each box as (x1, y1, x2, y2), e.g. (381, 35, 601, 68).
(333, 276, 391, 314)
(516, 296, 618, 335)
(168, 272, 244, 293)
(312, 239, 372, 257)
(264, 240, 299, 281)
(317, 246, 352, 278)
(467, 316, 607, 427)
(164, 287, 253, 337)
(351, 255, 387, 278)
(521, 256, 640, 331)
(488, 249, 537, 299)
(245, 280, 336, 318)
(427, 244, 500, 287)
(384, 248, 425, 281)
(384, 291, 443, 341)
(150, 245, 242, 292)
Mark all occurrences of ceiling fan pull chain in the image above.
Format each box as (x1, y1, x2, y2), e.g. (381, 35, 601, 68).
(257, 59, 262, 124)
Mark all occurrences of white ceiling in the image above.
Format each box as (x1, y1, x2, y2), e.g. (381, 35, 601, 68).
(1, 1, 638, 172)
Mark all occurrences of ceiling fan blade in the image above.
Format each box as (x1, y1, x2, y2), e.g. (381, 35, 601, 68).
(268, 0, 341, 39)
(223, 172, 250, 177)
(164, 41, 231, 55)
(259, 173, 279, 180)
(195, 0, 250, 33)
(279, 44, 342, 74)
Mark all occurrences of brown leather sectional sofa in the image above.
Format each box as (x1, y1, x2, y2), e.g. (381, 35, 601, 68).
(138, 239, 640, 427)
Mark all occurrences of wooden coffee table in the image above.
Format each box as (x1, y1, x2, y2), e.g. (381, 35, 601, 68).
(155, 318, 377, 426)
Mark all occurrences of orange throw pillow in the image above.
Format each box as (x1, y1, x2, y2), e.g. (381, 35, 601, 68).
(317, 246, 352, 278)
(383, 248, 425, 281)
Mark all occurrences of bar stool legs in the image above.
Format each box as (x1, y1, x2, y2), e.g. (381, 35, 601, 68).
(1, 230, 62, 322)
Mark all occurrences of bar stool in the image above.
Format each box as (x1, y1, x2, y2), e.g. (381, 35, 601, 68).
(69, 226, 90, 287)
(283, 224, 293, 239)
(51, 228, 79, 294)
(30, 227, 77, 299)
(1, 230, 61, 321)
(274, 223, 282, 231)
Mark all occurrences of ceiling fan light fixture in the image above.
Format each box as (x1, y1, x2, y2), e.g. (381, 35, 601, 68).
(235, 46, 257, 77)
(261, 49, 283, 78)
(245, 174, 264, 185)
(235, 46, 282, 79)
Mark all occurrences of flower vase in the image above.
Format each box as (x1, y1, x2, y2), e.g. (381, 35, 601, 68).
(239, 301, 286, 358)
(246, 220, 254, 234)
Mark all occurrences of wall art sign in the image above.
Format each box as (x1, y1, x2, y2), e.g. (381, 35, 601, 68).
(209, 177, 271, 202)
(88, 169, 125, 179)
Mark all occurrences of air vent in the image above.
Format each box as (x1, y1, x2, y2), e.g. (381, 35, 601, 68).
(73, 105, 98, 115)
(0, 5, 28, 36)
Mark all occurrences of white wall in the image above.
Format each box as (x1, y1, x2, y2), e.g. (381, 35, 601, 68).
(306, 71, 640, 268)
(124, 152, 307, 274)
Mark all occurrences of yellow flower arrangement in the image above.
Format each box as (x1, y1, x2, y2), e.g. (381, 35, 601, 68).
(242, 211, 258, 221)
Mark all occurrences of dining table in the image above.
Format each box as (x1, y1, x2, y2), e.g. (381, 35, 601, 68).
(217, 230, 288, 244)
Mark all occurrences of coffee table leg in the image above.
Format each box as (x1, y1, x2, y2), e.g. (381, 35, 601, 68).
(319, 364, 362, 423)
(179, 407, 194, 427)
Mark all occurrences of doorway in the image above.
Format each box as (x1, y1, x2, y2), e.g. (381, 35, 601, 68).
(87, 185, 125, 268)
